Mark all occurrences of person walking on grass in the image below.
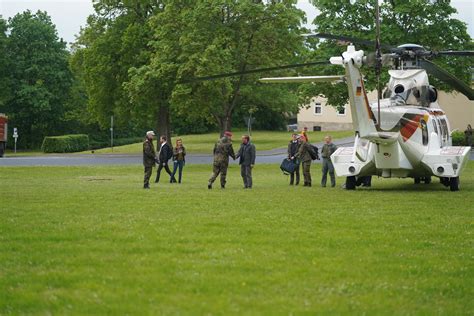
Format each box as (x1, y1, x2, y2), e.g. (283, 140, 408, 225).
(143, 131, 157, 189)
(171, 138, 186, 184)
(287, 133, 301, 185)
(295, 136, 312, 187)
(155, 136, 176, 184)
(465, 124, 473, 147)
(321, 135, 337, 187)
(208, 131, 236, 189)
(235, 134, 256, 189)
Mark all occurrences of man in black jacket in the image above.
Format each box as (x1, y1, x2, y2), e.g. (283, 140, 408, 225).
(236, 135, 256, 189)
(155, 136, 176, 183)
(287, 133, 301, 185)
(143, 131, 156, 189)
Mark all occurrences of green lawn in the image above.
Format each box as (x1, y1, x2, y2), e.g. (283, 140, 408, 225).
(1, 163, 473, 314)
(84, 130, 354, 154)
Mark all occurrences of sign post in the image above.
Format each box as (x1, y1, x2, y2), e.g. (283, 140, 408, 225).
(110, 115, 114, 152)
(13, 127, 18, 153)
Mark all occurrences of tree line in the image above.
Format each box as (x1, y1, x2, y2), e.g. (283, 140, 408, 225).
(0, 0, 472, 148)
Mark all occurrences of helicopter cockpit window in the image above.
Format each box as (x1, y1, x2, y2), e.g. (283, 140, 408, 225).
(420, 119, 428, 146)
(428, 86, 438, 103)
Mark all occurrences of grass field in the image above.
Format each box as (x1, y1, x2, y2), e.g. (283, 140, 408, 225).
(84, 130, 354, 154)
(1, 163, 473, 314)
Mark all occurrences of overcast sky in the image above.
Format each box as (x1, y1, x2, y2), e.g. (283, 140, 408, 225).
(0, 0, 472, 45)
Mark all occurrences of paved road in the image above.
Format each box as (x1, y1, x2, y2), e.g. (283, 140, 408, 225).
(1, 137, 473, 166)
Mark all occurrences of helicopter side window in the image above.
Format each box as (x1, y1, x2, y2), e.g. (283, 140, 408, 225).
(432, 118, 438, 135)
(440, 118, 448, 142)
(420, 119, 428, 146)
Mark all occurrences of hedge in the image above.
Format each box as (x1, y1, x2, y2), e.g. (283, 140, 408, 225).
(42, 134, 89, 153)
(89, 137, 143, 150)
(451, 131, 466, 146)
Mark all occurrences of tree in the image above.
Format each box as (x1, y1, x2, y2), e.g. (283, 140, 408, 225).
(301, 0, 473, 108)
(0, 11, 73, 147)
(171, 0, 306, 135)
(71, 1, 162, 137)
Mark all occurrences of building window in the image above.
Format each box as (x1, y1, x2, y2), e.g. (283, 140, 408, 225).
(337, 105, 346, 116)
(314, 102, 322, 115)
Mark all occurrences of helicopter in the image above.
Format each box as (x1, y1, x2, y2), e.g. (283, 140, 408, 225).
(185, 5, 473, 191)
(260, 38, 473, 191)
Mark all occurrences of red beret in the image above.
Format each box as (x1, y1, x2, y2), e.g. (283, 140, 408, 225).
(224, 131, 233, 137)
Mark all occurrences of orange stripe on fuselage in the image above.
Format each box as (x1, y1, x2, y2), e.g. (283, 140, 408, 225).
(359, 73, 375, 122)
(400, 114, 423, 142)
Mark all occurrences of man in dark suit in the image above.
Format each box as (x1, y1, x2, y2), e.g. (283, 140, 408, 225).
(235, 134, 256, 189)
(155, 136, 176, 183)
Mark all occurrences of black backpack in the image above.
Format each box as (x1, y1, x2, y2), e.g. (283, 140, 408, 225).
(308, 145, 319, 160)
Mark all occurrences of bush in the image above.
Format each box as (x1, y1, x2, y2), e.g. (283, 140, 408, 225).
(451, 131, 466, 146)
(42, 134, 89, 153)
(89, 137, 143, 150)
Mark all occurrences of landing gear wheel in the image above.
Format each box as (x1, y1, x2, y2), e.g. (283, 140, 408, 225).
(449, 177, 459, 192)
(345, 176, 356, 190)
(423, 176, 431, 184)
(440, 177, 450, 187)
(414, 177, 421, 184)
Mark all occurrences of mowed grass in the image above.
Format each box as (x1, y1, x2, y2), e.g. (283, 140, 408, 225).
(1, 163, 473, 314)
(85, 130, 354, 154)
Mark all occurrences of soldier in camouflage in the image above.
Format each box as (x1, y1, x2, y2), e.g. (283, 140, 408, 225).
(295, 136, 312, 187)
(143, 131, 157, 189)
(208, 131, 236, 189)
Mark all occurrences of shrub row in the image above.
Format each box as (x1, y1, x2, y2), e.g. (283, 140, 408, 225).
(42, 134, 89, 153)
(89, 137, 143, 150)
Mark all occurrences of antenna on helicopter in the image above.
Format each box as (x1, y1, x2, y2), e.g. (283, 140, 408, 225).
(375, 0, 382, 128)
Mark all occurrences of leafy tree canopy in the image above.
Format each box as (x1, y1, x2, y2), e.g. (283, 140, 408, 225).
(0, 11, 73, 147)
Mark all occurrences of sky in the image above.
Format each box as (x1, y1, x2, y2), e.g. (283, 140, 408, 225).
(0, 0, 473, 45)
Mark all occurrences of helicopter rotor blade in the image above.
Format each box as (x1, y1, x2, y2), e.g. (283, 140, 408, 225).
(435, 50, 474, 57)
(420, 59, 474, 100)
(259, 75, 344, 84)
(305, 33, 393, 50)
(180, 61, 331, 83)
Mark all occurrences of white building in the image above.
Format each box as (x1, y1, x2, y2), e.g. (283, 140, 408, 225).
(297, 90, 473, 132)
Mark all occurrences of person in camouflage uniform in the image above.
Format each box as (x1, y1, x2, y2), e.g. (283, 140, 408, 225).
(321, 135, 337, 187)
(295, 136, 312, 187)
(143, 131, 157, 189)
(208, 131, 236, 189)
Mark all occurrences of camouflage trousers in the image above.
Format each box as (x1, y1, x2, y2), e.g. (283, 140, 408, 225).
(302, 161, 312, 184)
(209, 162, 229, 187)
(144, 166, 153, 186)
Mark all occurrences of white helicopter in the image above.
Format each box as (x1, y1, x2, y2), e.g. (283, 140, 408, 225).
(186, 7, 473, 191)
(260, 40, 473, 191)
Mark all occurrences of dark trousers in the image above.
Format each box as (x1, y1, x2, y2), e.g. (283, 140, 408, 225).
(171, 160, 185, 183)
(321, 158, 335, 187)
(144, 166, 153, 187)
(290, 164, 300, 185)
(209, 162, 228, 187)
(240, 165, 253, 188)
(155, 162, 175, 183)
